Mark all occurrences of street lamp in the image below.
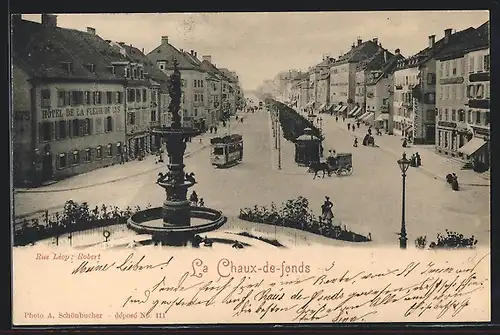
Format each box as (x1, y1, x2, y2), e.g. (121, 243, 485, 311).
(397, 152, 411, 249)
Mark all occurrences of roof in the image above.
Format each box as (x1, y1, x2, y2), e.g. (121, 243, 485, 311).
(147, 41, 202, 71)
(12, 19, 124, 82)
(396, 27, 476, 69)
(367, 53, 405, 85)
(121, 44, 171, 88)
(356, 48, 395, 71)
(436, 21, 489, 60)
(200, 60, 227, 80)
(219, 68, 238, 83)
(333, 40, 381, 66)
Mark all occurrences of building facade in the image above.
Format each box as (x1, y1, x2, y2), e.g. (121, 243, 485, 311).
(12, 16, 127, 186)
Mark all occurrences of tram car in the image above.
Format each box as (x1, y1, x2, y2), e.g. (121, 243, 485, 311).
(210, 134, 243, 168)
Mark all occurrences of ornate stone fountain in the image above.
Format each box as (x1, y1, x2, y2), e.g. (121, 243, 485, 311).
(127, 59, 227, 246)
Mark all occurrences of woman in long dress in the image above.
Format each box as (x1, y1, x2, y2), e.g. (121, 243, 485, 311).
(321, 196, 334, 224)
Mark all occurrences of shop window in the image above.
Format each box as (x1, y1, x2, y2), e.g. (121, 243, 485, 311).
(451, 110, 456, 121)
(437, 130, 442, 147)
(41, 89, 51, 108)
(438, 109, 442, 121)
(459, 110, 465, 122)
(85, 148, 91, 162)
(475, 111, 481, 125)
(58, 153, 67, 169)
(444, 132, 448, 148)
(107, 143, 112, 157)
(485, 112, 490, 125)
(83, 118, 92, 135)
(73, 150, 80, 165)
(116, 142, 122, 155)
(444, 109, 449, 121)
(40, 122, 53, 141)
(58, 120, 67, 139)
(96, 146, 102, 159)
(106, 116, 113, 132)
(459, 135, 464, 147)
(467, 110, 472, 123)
(106, 91, 113, 104)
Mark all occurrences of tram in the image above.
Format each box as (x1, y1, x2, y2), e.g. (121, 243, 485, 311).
(210, 134, 243, 168)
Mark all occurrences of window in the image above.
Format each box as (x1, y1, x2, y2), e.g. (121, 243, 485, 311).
(201, 94, 204, 102)
(93, 91, 102, 104)
(484, 83, 490, 99)
(459, 110, 465, 122)
(452, 59, 457, 75)
(427, 109, 434, 121)
(194, 79, 197, 88)
(438, 86, 443, 100)
(444, 86, 449, 100)
(437, 130, 441, 147)
(136, 89, 141, 102)
(71, 91, 84, 105)
(444, 132, 448, 148)
(444, 61, 450, 77)
(125, 67, 130, 78)
(106, 91, 113, 104)
(475, 111, 481, 125)
(127, 88, 135, 102)
(194, 94, 198, 102)
(438, 109, 442, 121)
(107, 143, 112, 157)
(484, 54, 490, 72)
(116, 91, 123, 104)
(194, 108, 198, 117)
(200, 80, 204, 87)
(142, 89, 147, 102)
(213, 147, 224, 155)
(85, 149, 91, 162)
(444, 108, 449, 121)
(485, 112, 490, 125)
(96, 146, 102, 159)
(151, 110, 156, 122)
(133, 68, 137, 78)
(84, 91, 91, 105)
(73, 150, 80, 165)
(106, 116, 113, 132)
(467, 110, 472, 123)
(41, 89, 51, 108)
(41, 122, 53, 141)
(72, 119, 80, 137)
(468, 56, 475, 73)
(128, 112, 136, 125)
(427, 73, 435, 85)
(58, 120, 67, 139)
(83, 118, 92, 135)
(116, 142, 122, 155)
(475, 84, 484, 99)
(451, 86, 456, 101)
(58, 153, 67, 169)
(451, 109, 456, 121)
(58, 90, 69, 107)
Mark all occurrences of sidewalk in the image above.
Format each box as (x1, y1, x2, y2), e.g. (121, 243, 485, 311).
(15, 118, 245, 194)
(322, 116, 490, 187)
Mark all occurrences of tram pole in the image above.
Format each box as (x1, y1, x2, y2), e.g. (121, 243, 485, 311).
(277, 107, 281, 170)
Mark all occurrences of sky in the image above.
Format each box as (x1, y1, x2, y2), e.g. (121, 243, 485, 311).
(22, 11, 489, 91)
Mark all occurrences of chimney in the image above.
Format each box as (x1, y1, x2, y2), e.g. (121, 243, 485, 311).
(142, 48, 144, 54)
(428, 35, 436, 48)
(161, 36, 169, 45)
(86, 27, 96, 35)
(118, 42, 125, 45)
(351, 43, 355, 49)
(357, 37, 362, 46)
(41, 14, 57, 28)
(384, 50, 388, 64)
(190, 50, 194, 55)
(202, 55, 212, 63)
(194, 51, 197, 57)
(372, 37, 378, 44)
(444, 29, 452, 43)
(395, 48, 400, 55)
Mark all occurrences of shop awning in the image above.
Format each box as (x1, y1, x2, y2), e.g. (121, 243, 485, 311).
(375, 113, 389, 122)
(318, 102, 327, 111)
(326, 103, 335, 111)
(362, 112, 374, 122)
(404, 125, 413, 132)
(458, 137, 486, 156)
(339, 105, 348, 112)
(334, 105, 342, 111)
(358, 112, 371, 120)
(306, 101, 315, 107)
(352, 108, 365, 118)
(348, 107, 360, 117)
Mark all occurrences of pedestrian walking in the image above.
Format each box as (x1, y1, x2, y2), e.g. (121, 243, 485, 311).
(199, 137, 203, 144)
(189, 191, 199, 206)
(347, 123, 351, 131)
(357, 121, 360, 128)
(335, 116, 338, 122)
(342, 116, 346, 122)
(321, 196, 334, 225)
(415, 152, 421, 167)
(353, 138, 358, 147)
(199, 198, 205, 207)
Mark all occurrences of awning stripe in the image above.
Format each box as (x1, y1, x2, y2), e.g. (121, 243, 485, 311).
(458, 137, 486, 156)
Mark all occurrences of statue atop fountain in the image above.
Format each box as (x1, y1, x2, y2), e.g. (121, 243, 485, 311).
(126, 58, 227, 246)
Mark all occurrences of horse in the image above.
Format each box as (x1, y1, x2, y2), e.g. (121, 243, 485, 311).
(308, 161, 332, 179)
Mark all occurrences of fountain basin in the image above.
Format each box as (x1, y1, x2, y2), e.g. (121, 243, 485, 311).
(127, 206, 227, 245)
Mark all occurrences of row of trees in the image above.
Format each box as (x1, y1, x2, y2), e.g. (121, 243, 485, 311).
(267, 100, 323, 142)
(239, 196, 370, 242)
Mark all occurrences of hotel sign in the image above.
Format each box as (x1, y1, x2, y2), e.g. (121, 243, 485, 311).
(438, 121, 457, 128)
(439, 77, 464, 85)
(41, 106, 122, 120)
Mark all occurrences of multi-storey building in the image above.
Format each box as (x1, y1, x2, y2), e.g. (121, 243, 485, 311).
(314, 57, 334, 113)
(12, 15, 127, 186)
(435, 21, 489, 169)
(393, 27, 475, 144)
(353, 40, 397, 122)
(298, 73, 310, 114)
(330, 38, 380, 116)
(200, 55, 226, 125)
(363, 51, 403, 129)
(147, 37, 205, 129)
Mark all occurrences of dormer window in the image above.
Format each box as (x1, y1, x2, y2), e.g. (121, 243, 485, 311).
(84, 63, 95, 73)
(60, 62, 72, 72)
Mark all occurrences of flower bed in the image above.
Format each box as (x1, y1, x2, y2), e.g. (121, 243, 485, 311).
(13, 200, 144, 246)
(415, 230, 478, 249)
(239, 197, 370, 243)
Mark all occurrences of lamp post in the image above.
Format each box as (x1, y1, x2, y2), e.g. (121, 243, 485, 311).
(276, 106, 282, 170)
(397, 152, 411, 249)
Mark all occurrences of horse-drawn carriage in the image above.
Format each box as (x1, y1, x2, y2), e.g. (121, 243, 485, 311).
(308, 153, 353, 178)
